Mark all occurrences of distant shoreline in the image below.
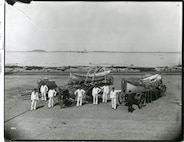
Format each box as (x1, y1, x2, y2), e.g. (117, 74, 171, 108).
(5, 50, 182, 53)
(5, 64, 182, 75)
(5, 71, 182, 76)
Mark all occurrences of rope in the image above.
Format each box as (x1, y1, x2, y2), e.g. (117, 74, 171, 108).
(5, 109, 30, 123)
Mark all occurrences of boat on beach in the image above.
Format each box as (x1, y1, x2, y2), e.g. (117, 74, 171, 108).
(121, 74, 163, 94)
(70, 70, 111, 79)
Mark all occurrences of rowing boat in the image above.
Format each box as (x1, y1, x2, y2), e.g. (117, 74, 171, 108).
(70, 70, 110, 80)
(121, 74, 162, 94)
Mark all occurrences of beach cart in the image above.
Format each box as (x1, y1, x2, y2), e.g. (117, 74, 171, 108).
(118, 74, 167, 108)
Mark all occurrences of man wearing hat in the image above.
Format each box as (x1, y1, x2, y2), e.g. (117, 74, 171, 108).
(110, 87, 121, 109)
(40, 83, 48, 101)
(92, 85, 101, 104)
(74, 86, 85, 107)
(101, 84, 109, 103)
(48, 88, 57, 108)
(31, 88, 39, 110)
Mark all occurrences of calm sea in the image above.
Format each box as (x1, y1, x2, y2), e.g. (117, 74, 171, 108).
(5, 52, 182, 67)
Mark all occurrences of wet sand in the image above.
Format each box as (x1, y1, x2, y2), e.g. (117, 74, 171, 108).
(4, 74, 182, 140)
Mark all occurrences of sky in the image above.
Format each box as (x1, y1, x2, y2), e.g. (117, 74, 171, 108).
(5, 2, 182, 52)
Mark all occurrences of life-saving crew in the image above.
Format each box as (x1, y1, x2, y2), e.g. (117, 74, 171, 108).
(92, 85, 101, 104)
(110, 87, 121, 109)
(40, 84, 48, 101)
(74, 86, 85, 107)
(31, 88, 39, 111)
(101, 84, 109, 103)
(48, 88, 57, 108)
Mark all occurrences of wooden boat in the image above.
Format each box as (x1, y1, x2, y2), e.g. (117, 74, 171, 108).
(121, 74, 162, 94)
(69, 70, 111, 81)
(70, 70, 110, 78)
(69, 69, 114, 87)
(119, 74, 166, 108)
(142, 74, 161, 83)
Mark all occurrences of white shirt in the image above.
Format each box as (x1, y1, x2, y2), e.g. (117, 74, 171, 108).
(110, 90, 121, 99)
(74, 89, 85, 97)
(40, 85, 48, 93)
(40, 85, 44, 93)
(48, 89, 56, 98)
(102, 85, 109, 94)
(31, 91, 39, 100)
(92, 87, 101, 96)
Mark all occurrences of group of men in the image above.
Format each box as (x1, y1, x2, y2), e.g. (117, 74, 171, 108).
(74, 84, 121, 109)
(30, 84, 56, 110)
(31, 83, 133, 112)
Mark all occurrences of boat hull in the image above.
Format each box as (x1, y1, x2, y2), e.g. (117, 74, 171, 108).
(121, 74, 162, 94)
(70, 72, 108, 82)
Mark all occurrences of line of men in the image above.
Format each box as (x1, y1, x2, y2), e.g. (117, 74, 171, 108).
(74, 84, 121, 109)
(31, 84, 132, 111)
(30, 84, 56, 110)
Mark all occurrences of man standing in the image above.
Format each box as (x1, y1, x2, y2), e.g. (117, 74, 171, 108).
(43, 84, 48, 101)
(74, 87, 85, 107)
(127, 90, 134, 112)
(101, 84, 109, 103)
(40, 84, 48, 101)
(31, 88, 39, 111)
(40, 84, 44, 101)
(92, 85, 101, 104)
(48, 88, 57, 108)
(110, 87, 121, 109)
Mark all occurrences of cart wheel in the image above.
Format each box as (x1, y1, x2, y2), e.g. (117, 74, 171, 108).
(118, 92, 125, 104)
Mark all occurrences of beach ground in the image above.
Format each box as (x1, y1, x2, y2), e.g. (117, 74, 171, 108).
(4, 74, 182, 140)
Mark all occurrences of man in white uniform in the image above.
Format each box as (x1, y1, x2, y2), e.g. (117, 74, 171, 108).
(48, 89, 57, 108)
(101, 84, 109, 103)
(31, 88, 39, 110)
(92, 86, 101, 104)
(110, 87, 121, 109)
(74, 87, 85, 107)
(40, 84, 48, 101)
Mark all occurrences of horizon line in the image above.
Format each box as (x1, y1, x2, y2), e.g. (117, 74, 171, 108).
(5, 50, 182, 53)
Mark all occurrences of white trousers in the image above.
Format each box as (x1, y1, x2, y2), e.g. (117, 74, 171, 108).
(31, 100, 37, 110)
(48, 97, 54, 108)
(41, 91, 47, 101)
(111, 98, 116, 109)
(77, 95, 82, 106)
(102, 92, 108, 103)
(93, 94, 98, 104)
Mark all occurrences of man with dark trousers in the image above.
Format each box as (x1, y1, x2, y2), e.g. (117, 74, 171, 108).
(127, 90, 134, 112)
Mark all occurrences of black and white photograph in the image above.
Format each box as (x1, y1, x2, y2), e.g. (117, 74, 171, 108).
(4, 1, 182, 141)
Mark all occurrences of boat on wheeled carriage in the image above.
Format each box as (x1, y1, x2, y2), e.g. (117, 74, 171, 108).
(50, 67, 114, 108)
(118, 74, 167, 108)
(67, 67, 114, 103)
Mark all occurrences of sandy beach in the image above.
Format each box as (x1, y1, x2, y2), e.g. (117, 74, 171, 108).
(4, 72, 182, 140)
